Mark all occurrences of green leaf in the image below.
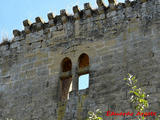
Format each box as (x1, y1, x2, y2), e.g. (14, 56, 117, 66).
(132, 86, 137, 89)
(131, 76, 136, 81)
(97, 117, 103, 120)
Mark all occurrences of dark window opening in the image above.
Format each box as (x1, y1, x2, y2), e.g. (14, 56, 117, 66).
(79, 53, 89, 69)
(61, 77, 72, 100)
(61, 57, 72, 72)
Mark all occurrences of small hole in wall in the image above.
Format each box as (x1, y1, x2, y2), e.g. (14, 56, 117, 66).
(29, 43, 32, 46)
(46, 81, 49, 87)
(149, 51, 155, 57)
(151, 52, 154, 57)
(136, 15, 139, 18)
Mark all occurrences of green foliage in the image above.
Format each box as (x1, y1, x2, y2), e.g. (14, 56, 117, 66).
(87, 109, 103, 120)
(124, 74, 149, 120)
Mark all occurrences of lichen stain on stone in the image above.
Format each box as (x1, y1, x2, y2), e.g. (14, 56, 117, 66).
(57, 101, 67, 120)
(77, 94, 87, 120)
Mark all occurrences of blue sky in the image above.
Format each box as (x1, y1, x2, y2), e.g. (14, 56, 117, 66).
(79, 74, 89, 90)
(0, 0, 125, 42)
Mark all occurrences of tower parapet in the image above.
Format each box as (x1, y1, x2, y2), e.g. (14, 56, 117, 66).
(10, 0, 151, 39)
(0, 0, 158, 50)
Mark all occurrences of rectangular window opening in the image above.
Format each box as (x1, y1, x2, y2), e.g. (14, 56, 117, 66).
(78, 74, 89, 90)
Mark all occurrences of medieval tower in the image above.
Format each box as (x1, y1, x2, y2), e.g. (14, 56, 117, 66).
(0, 0, 160, 119)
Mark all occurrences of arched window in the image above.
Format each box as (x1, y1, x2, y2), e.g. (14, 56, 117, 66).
(60, 57, 72, 101)
(61, 57, 72, 72)
(78, 53, 89, 90)
(79, 53, 89, 69)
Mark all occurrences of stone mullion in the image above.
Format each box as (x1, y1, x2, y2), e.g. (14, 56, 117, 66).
(72, 64, 79, 92)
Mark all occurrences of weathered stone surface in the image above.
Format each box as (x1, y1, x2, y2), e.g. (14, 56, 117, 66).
(0, 0, 160, 120)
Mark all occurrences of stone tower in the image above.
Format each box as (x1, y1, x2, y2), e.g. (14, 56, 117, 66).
(0, 0, 160, 119)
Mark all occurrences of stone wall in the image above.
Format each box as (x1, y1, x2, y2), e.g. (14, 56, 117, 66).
(0, 0, 160, 119)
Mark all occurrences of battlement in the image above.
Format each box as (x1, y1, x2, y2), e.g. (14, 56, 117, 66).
(12, 0, 151, 38)
(0, 0, 159, 52)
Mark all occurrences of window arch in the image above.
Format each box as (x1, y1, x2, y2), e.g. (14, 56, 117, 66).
(60, 57, 72, 101)
(78, 53, 89, 90)
(61, 57, 72, 72)
(78, 53, 89, 69)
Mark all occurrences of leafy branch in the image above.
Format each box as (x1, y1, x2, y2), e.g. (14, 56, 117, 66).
(87, 109, 103, 120)
(124, 73, 149, 120)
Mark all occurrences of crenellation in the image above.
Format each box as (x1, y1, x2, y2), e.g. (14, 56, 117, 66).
(4, 0, 155, 41)
(73, 6, 80, 20)
(23, 19, 32, 34)
(108, 0, 117, 10)
(84, 3, 93, 18)
(96, 0, 105, 7)
(13, 29, 21, 37)
(35, 17, 45, 24)
(116, 2, 126, 10)
(125, 0, 131, 7)
(60, 9, 69, 24)
(96, 0, 107, 14)
(47, 12, 55, 27)
(23, 19, 32, 26)
(47, 13, 54, 21)
(35, 17, 45, 31)
(108, 0, 117, 4)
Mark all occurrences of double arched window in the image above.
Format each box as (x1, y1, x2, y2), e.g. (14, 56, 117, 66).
(60, 53, 90, 101)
